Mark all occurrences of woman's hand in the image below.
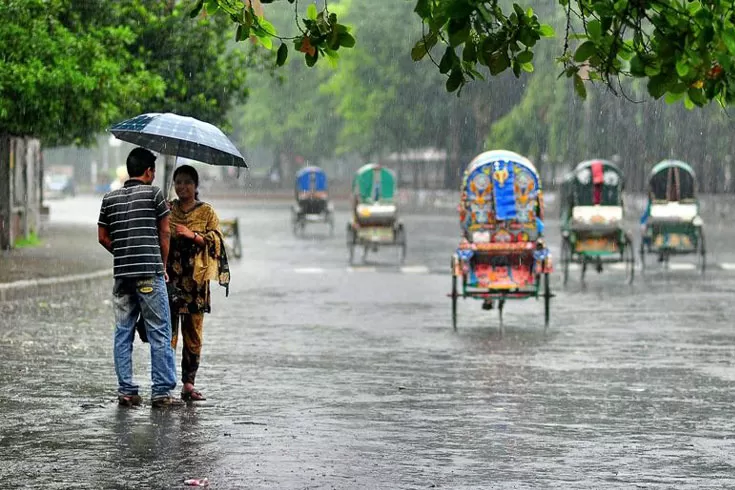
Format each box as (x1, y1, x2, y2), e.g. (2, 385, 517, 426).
(175, 224, 196, 240)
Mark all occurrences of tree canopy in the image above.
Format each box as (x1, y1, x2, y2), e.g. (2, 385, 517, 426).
(1, 0, 259, 147)
(204, 0, 735, 107)
(0, 0, 158, 146)
(230, 0, 735, 193)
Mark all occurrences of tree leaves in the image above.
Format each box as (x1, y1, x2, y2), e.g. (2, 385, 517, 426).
(189, 0, 204, 18)
(306, 3, 317, 21)
(210, 0, 735, 106)
(446, 68, 464, 92)
(539, 24, 555, 37)
(276, 42, 288, 66)
(573, 41, 596, 63)
(573, 73, 587, 99)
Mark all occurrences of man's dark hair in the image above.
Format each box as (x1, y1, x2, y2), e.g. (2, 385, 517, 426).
(126, 147, 157, 178)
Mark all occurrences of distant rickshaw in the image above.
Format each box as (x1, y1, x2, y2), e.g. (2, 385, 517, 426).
(346, 163, 406, 264)
(449, 150, 553, 333)
(640, 159, 705, 272)
(559, 159, 635, 284)
(291, 166, 334, 236)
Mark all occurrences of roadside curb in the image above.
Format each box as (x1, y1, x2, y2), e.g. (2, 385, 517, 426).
(0, 268, 113, 302)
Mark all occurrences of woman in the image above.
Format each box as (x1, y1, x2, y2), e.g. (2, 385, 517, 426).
(167, 165, 230, 401)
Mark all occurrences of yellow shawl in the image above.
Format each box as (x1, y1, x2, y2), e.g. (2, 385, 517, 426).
(169, 200, 225, 286)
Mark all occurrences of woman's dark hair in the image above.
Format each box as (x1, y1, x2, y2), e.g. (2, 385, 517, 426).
(173, 165, 200, 200)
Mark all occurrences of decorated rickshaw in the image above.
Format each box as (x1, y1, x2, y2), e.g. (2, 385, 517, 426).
(449, 150, 553, 332)
(639, 160, 705, 272)
(291, 166, 334, 236)
(346, 163, 406, 264)
(559, 159, 635, 284)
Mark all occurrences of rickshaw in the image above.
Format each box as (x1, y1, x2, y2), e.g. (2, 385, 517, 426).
(291, 166, 334, 236)
(639, 160, 705, 272)
(346, 163, 406, 264)
(449, 150, 553, 332)
(559, 159, 635, 284)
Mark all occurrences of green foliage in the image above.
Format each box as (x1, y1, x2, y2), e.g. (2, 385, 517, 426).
(191, 0, 355, 70)
(554, 0, 735, 108)
(411, 0, 735, 106)
(0, 0, 257, 147)
(117, 1, 257, 132)
(204, 0, 735, 106)
(0, 0, 160, 146)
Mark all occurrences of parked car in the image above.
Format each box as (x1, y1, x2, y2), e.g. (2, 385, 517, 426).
(44, 174, 76, 199)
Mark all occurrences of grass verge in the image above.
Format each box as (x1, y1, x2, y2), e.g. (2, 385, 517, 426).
(14, 232, 42, 249)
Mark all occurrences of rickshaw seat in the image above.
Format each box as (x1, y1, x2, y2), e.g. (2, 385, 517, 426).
(355, 202, 397, 226)
(571, 205, 623, 226)
(649, 202, 698, 222)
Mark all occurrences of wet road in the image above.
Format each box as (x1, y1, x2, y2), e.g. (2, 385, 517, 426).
(2, 196, 735, 488)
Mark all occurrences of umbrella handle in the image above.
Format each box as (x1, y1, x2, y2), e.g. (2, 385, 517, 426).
(165, 156, 178, 201)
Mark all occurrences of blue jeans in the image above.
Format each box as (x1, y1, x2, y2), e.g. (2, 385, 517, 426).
(112, 275, 177, 399)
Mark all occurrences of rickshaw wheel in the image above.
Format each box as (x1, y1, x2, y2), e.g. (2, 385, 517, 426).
(697, 229, 706, 274)
(396, 225, 407, 264)
(451, 266, 458, 331)
(561, 238, 571, 286)
(580, 258, 588, 282)
(327, 213, 335, 236)
(624, 236, 635, 284)
(346, 224, 356, 264)
(543, 272, 551, 329)
(291, 210, 299, 236)
(232, 236, 242, 259)
(639, 241, 646, 274)
(498, 298, 505, 337)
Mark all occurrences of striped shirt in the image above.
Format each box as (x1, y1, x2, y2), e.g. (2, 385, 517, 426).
(98, 180, 170, 278)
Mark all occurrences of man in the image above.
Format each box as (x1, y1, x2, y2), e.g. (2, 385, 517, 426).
(98, 147, 180, 408)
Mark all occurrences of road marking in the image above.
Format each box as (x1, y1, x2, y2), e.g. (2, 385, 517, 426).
(347, 266, 377, 273)
(400, 265, 430, 274)
(294, 267, 325, 274)
(667, 263, 696, 271)
(290, 262, 735, 275)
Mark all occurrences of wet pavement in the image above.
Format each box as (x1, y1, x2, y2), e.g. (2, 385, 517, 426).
(2, 195, 735, 488)
(0, 222, 110, 283)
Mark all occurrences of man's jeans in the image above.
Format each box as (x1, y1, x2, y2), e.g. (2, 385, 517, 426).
(112, 275, 177, 399)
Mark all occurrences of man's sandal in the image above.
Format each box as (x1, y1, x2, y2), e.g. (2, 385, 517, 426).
(181, 390, 206, 402)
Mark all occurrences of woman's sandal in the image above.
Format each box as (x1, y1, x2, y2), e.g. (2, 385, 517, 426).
(181, 389, 206, 402)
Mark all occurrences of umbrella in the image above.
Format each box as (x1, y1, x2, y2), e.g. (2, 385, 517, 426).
(108, 112, 247, 168)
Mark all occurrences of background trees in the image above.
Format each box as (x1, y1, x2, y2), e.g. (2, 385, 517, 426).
(230, 0, 735, 192)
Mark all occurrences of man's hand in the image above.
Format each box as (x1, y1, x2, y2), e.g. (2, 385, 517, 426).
(98, 225, 114, 254)
(164, 271, 169, 283)
(158, 215, 171, 267)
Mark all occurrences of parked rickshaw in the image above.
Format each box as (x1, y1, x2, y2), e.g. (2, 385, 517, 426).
(639, 159, 705, 272)
(559, 159, 635, 284)
(449, 150, 553, 333)
(346, 163, 406, 264)
(291, 166, 334, 236)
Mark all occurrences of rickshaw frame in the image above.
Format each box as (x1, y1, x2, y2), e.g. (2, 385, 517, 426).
(346, 163, 406, 264)
(449, 150, 553, 334)
(559, 159, 635, 285)
(291, 166, 335, 236)
(639, 160, 705, 274)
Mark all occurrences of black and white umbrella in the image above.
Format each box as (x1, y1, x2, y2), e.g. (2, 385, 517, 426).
(108, 112, 247, 168)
